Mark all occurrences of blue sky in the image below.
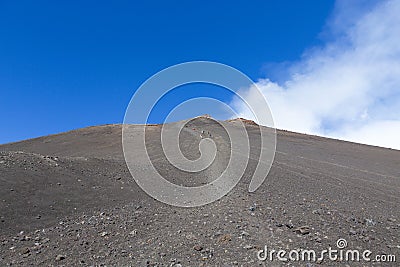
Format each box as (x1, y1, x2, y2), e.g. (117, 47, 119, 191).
(1, 1, 399, 150)
(0, 1, 334, 144)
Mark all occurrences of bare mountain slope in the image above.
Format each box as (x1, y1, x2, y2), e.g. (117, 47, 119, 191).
(0, 117, 399, 266)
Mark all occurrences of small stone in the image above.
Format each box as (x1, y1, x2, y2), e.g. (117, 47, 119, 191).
(129, 229, 137, 236)
(100, 231, 108, 237)
(243, 245, 253, 249)
(214, 230, 223, 237)
(185, 233, 195, 240)
(312, 209, 322, 215)
(56, 254, 66, 261)
(218, 234, 231, 243)
(193, 245, 203, 251)
(20, 235, 31, 241)
(293, 226, 310, 235)
(349, 229, 357, 235)
(286, 222, 294, 229)
(364, 218, 376, 226)
(20, 247, 30, 255)
(241, 231, 250, 237)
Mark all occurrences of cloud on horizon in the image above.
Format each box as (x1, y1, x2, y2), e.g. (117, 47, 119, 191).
(232, 0, 400, 150)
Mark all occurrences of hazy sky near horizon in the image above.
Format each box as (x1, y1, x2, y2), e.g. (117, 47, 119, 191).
(1, 1, 399, 149)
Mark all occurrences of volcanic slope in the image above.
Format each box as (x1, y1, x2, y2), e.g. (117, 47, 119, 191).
(0, 117, 399, 266)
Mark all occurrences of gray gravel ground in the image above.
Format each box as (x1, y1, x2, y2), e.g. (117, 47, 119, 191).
(0, 117, 399, 266)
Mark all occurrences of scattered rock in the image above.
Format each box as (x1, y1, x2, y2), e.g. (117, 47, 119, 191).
(285, 221, 294, 229)
(20, 247, 30, 255)
(218, 234, 231, 243)
(56, 254, 66, 261)
(293, 226, 310, 235)
(129, 229, 137, 236)
(185, 233, 195, 240)
(312, 208, 323, 215)
(240, 231, 250, 237)
(214, 230, 223, 237)
(387, 218, 396, 223)
(20, 235, 31, 241)
(193, 245, 203, 251)
(364, 218, 376, 226)
(100, 231, 108, 237)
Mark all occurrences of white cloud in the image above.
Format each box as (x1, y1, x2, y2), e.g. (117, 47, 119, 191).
(329, 120, 400, 149)
(233, 0, 400, 150)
